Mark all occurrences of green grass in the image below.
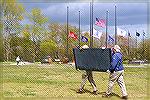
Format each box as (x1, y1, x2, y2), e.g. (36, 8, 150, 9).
(0, 63, 150, 100)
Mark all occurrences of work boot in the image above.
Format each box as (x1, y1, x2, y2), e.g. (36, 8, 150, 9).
(102, 92, 111, 98)
(122, 95, 128, 99)
(92, 90, 98, 95)
(76, 89, 84, 94)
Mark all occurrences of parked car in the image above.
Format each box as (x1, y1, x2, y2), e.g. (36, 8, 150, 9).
(41, 56, 52, 64)
(61, 57, 69, 64)
(128, 60, 147, 64)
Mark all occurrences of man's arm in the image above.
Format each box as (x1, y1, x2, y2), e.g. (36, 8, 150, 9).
(109, 54, 120, 72)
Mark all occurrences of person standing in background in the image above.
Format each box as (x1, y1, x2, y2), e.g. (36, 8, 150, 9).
(16, 56, 20, 66)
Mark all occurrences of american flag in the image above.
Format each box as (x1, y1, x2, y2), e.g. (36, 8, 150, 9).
(95, 18, 106, 28)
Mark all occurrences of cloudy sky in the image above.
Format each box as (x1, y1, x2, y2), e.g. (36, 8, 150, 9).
(19, 0, 149, 39)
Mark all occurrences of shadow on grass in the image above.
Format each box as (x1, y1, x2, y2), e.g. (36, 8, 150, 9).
(71, 88, 121, 98)
(71, 89, 93, 94)
(99, 92, 121, 98)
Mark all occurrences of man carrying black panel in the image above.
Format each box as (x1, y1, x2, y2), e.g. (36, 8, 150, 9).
(102, 45, 128, 99)
(77, 45, 98, 95)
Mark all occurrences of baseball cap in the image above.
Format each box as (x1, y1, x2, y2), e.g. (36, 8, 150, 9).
(114, 45, 121, 51)
(82, 45, 89, 49)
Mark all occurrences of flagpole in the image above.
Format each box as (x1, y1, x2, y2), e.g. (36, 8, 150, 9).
(136, 31, 138, 59)
(105, 10, 108, 48)
(90, 2, 91, 47)
(143, 30, 145, 60)
(66, 6, 69, 59)
(114, 5, 117, 45)
(90, 0, 93, 48)
(91, 0, 93, 48)
(128, 30, 130, 57)
(78, 11, 81, 48)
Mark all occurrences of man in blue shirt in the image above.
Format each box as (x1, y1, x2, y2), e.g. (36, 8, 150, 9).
(102, 45, 128, 99)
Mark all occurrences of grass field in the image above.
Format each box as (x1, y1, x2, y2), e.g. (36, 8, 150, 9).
(0, 63, 150, 100)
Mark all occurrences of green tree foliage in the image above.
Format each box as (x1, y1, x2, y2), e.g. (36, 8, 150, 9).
(9, 36, 21, 59)
(118, 36, 129, 60)
(28, 8, 48, 62)
(1, 0, 25, 61)
(0, 22, 4, 61)
(48, 23, 83, 61)
(29, 8, 48, 39)
(118, 35, 150, 62)
(0, 2, 3, 61)
(1, 0, 24, 20)
(22, 24, 31, 39)
(138, 39, 150, 62)
(40, 40, 57, 59)
(1, 1, 148, 63)
(19, 37, 34, 62)
(19, 24, 34, 62)
(64, 25, 79, 60)
(47, 23, 65, 59)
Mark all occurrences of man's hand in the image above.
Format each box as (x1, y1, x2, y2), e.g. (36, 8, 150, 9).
(106, 70, 110, 73)
(79, 48, 84, 51)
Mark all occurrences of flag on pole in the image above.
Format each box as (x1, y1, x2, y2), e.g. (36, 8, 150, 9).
(81, 36, 88, 42)
(117, 28, 127, 37)
(95, 18, 106, 28)
(68, 31, 78, 40)
(108, 35, 114, 43)
(143, 31, 145, 36)
(128, 31, 131, 37)
(93, 28, 102, 39)
(136, 32, 140, 37)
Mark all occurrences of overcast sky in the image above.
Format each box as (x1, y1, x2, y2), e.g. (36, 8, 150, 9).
(20, 0, 149, 39)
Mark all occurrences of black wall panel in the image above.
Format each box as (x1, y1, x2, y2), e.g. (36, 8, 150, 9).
(73, 48, 112, 72)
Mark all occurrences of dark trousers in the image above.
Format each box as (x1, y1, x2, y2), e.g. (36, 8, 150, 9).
(16, 61, 19, 65)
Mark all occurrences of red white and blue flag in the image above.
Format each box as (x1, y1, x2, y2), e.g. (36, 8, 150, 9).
(95, 18, 106, 28)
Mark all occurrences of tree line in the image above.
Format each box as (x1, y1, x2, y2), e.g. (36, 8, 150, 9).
(0, 0, 149, 62)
